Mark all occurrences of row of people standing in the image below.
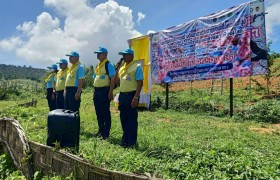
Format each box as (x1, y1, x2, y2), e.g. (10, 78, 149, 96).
(45, 51, 85, 112)
(45, 47, 143, 148)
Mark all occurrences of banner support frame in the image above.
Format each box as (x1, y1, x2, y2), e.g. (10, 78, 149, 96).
(165, 83, 169, 110)
(230, 78, 233, 117)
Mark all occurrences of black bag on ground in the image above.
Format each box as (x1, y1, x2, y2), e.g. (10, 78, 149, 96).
(47, 109, 80, 151)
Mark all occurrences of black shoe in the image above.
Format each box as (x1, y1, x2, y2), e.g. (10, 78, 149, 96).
(93, 132, 102, 138)
(120, 142, 128, 147)
(102, 135, 109, 140)
(127, 143, 138, 149)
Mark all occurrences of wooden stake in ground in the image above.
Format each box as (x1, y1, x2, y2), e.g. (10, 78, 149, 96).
(210, 79, 224, 95)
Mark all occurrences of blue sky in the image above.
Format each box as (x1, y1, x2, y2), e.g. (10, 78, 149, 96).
(0, 0, 279, 68)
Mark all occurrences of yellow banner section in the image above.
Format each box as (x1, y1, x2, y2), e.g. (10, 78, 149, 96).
(130, 36, 150, 94)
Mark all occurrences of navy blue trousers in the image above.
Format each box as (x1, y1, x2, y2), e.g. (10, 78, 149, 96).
(46, 88, 56, 111)
(65, 87, 81, 112)
(118, 91, 138, 147)
(56, 90, 65, 109)
(93, 87, 111, 138)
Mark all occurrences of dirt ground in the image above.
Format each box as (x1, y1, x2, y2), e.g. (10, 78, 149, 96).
(154, 75, 280, 93)
(249, 124, 280, 134)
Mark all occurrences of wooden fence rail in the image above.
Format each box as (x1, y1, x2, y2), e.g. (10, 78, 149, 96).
(0, 117, 158, 180)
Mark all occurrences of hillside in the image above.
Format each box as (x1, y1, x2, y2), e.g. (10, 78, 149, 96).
(0, 64, 47, 81)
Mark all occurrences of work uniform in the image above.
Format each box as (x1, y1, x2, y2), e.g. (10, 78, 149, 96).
(118, 61, 143, 147)
(55, 67, 68, 109)
(93, 59, 116, 139)
(45, 73, 57, 111)
(65, 62, 85, 112)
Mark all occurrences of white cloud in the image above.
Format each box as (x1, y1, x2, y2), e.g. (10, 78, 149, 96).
(137, 12, 146, 25)
(0, 0, 142, 67)
(16, 21, 35, 35)
(147, 30, 156, 35)
(266, 0, 280, 39)
(0, 37, 23, 51)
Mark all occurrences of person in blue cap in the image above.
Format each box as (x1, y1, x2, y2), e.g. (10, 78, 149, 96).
(115, 48, 143, 147)
(45, 64, 58, 111)
(92, 47, 116, 139)
(65, 51, 85, 112)
(55, 59, 68, 109)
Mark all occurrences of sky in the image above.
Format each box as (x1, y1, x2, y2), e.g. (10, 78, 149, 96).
(0, 0, 280, 68)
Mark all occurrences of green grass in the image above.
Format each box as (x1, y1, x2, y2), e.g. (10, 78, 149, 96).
(1, 88, 280, 179)
(0, 147, 73, 180)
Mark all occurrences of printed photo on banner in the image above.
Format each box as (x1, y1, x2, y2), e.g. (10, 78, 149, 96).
(150, 0, 267, 84)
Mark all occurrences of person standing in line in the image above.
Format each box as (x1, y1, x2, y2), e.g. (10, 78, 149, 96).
(115, 48, 143, 147)
(92, 47, 116, 139)
(45, 64, 58, 111)
(55, 59, 68, 109)
(64, 51, 85, 112)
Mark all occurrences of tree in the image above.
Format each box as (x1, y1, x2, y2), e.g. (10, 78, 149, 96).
(84, 65, 94, 88)
(263, 41, 280, 95)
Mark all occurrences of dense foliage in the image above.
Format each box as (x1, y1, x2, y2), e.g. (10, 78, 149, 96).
(0, 64, 46, 81)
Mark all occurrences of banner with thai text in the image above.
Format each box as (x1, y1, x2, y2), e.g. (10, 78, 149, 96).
(150, 0, 267, 83)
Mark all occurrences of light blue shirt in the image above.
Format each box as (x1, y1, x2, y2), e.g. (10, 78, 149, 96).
(92, 62, 116, 79)
(74, 66, 85, 87)
(135, 66, 144, 80)
(46, 75, 56, 89)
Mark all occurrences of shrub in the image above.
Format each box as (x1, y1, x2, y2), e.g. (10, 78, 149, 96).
(234, 99, 280, 123)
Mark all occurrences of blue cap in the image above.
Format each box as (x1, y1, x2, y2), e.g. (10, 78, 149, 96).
(47, 64, 58, 69)
(94, 47, 108, 54)
(118, 48, 134, 55)
(57, 58, 68, 65)
(66, 51, 80, 57)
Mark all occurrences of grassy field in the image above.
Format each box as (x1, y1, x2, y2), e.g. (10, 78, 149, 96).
(1, 85, 280, 179)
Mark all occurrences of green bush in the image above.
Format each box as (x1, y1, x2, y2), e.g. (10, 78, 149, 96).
(150, 90, 229, 116)
(0, 152, 25, 179)
(84, 66, 94, 89)
(234, 99, 280, 123)
(0, 80, 20, 100)
(0, 151, 73, 180)
(150, 89, 280, 123)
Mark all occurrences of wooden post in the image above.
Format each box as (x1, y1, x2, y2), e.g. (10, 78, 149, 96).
(190, 81, 193, 95)
(221, 79, 224, 95)
(165, 83, 169, 110)
(230, 78, 233, 117)
(249, 76, 252, 97)
(210, 80, 214, 95)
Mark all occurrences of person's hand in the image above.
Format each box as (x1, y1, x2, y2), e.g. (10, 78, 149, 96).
(51, 93, 56, 100)
(63, 90, 66, 97)
(116, 58, 124, 67)
(131, 97, 139, 108)
(108, 92, 113, 101)
(75, 92, 81, 100)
